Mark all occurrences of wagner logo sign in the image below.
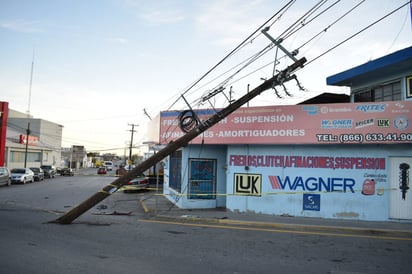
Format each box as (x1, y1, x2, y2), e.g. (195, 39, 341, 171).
(269, 175, 355, 193)
(234, 173, 262, 196)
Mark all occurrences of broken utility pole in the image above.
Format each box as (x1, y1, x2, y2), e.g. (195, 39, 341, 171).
(50, 57, 306, 224)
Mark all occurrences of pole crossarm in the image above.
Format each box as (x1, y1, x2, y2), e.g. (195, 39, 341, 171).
(50, 57, 306, 224)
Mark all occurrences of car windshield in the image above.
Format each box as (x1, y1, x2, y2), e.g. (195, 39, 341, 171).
(31, 168, 39, 172)
(11, 168, 25, 174)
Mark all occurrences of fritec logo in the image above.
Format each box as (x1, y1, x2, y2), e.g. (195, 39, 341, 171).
(355, 104, 387, 113)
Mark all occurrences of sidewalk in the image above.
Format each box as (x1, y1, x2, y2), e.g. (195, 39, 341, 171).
(139, 190, 412, 236)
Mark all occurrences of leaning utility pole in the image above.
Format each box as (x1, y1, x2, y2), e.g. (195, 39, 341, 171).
(50, 57, 306, 224)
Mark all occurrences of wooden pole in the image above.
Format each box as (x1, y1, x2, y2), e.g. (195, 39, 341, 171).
(50, 57, 306, 224)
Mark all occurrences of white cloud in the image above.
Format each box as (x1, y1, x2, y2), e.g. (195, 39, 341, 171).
(140, 9, 185, 24)
(124, 0, 186, 24)
(110, 37, 128, 44)
(0, 19, 43, 33)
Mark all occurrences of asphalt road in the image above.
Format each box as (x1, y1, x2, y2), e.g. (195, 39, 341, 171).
(0, 169, 411, 274)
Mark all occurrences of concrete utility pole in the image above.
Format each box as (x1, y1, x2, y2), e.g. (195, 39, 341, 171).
(128, 124, 138, 165)
(50, 57, 306, 224)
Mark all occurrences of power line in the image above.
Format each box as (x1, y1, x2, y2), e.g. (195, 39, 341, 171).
(166, 0, 296, 110)
(306, 1, 410, 67)
(295, 0, 366, 54)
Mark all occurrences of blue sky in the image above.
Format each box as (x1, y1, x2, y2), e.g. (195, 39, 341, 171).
(1, 0, 411, 155)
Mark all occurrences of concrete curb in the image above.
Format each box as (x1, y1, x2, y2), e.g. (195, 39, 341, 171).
(152, 214, 412, 236)
(139, 199, 412, 237)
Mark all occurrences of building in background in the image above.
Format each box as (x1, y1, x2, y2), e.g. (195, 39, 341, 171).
(4, 109, 63, 170)
(61, 145, 87, 169)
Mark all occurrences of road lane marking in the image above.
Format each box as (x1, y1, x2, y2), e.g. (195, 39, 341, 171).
(139, 219, 412, 241)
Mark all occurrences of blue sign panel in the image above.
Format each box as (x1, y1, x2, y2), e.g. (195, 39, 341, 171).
(303, 194, 320, 211)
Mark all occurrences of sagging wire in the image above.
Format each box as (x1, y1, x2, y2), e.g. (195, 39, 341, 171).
(197, 43, 276, 105)
(164, 0, 397, 139)
(276, 0, 329, 41)
(192, 1, 339, 105)
(296, 0, 366, 54)
(282, 0, 341, 41)
(305, 1, 410, 67)
(165, 0, 296, 111)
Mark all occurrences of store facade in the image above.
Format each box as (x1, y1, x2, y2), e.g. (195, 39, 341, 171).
(158, 101, 412, 221)
(149, 46, 412, 221)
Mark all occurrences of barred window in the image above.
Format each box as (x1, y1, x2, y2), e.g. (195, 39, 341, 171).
(169, 150, 182, 192)
(354, 80, 401, 102)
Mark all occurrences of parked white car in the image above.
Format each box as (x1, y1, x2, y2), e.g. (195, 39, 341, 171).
(0, 167, 11, 186)
(10, 168, 35, 184)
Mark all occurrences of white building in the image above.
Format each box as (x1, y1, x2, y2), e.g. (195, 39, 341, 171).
(5, 109, 63, 169)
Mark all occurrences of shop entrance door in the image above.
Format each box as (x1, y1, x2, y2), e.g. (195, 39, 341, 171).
(188, 159, 216, 200)
(389, 157, 412, 220)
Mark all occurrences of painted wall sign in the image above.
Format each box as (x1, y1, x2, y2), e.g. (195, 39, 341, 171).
(234, 173, 262, 196)
(159, 101, 412, 145)
(268, 175, 356, 193)
(303, 194, 320, 211)
(19, 134, 39, 146)
(229, 155, 385, 170)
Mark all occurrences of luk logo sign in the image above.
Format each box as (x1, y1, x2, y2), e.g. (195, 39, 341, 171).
(377, 119, 390, 128)
(234, 173, 262, 196)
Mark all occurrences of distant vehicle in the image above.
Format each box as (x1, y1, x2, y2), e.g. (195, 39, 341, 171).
(40, 165, 56, 178)
(56, 167, 62, 175)
(30, 167, 44, 181)
(95, 160, 104, 168)
(60, 168, 74, 176)
(104, 161, 113, 171)
(122, 174, 149, 193)
(116, 165, 127, 176)
(10, 168, 34, 184)
(124, 165, 135, 171)
(0, 167, 11, 186)
(97, 167, 107, 175)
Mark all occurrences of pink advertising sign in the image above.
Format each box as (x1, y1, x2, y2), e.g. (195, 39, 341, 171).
(159, 101, 412, 145)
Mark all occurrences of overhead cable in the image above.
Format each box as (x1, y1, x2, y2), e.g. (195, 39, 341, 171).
(306, 1, 410, 67)
(283, 0, 342, 41)
(296, 0, 366, 52)
(166, 0, 296, 110)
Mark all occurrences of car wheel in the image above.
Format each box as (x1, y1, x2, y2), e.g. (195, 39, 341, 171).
(7, 178, 11, 186)
(23, 178, 26, 184)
